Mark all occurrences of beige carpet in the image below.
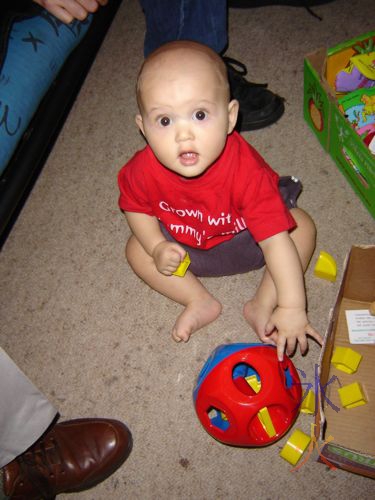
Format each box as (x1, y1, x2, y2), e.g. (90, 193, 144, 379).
(1, 0, 374, 498)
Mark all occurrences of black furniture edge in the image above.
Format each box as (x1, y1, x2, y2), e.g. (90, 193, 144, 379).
(0, 0, 122, 247)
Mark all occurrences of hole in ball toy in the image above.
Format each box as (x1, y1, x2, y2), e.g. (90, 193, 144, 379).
(207, 406, 230, 431)
(232, 363, 261, 395)
(248, 403, 289, 443)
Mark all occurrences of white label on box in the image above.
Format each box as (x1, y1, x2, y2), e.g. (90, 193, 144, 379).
(345, 309, 375, 344)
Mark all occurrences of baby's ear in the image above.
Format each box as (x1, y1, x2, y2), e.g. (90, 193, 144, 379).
(135, 114, 145, 135)
(227, 99, 239, 134)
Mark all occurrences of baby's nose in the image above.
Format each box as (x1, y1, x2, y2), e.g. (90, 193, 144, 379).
(175, 120, 194, 142)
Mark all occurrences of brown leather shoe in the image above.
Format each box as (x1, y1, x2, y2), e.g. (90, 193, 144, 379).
(2, 418, 132, 499)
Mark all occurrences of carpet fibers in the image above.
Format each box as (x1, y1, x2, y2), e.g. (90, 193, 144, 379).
(0, 0, 374, 498)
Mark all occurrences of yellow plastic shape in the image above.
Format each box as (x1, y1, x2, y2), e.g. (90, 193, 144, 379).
(280, 429, 311, 466)
(245, 374, 261, 393)
(314, 251, 337, 282)
(331, 346, 362, 374)
(173, 253, 191, 277)
(257, 407, 276, 438)
(300, 389, 316, 414)
(338, 382, 367, 409)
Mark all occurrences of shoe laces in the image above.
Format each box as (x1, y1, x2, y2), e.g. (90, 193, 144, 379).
(16, 436, 63, 500)
(223, 56, 267, 99)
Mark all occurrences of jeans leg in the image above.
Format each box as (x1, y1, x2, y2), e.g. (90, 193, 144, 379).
(139, 0, 228, 57)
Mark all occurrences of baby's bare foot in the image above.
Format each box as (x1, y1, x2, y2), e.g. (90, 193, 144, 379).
(172, 296, 222, 342)
(243, 298, 277, 345)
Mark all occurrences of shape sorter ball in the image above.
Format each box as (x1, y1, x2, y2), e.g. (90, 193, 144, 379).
(193, 343, 302, 447)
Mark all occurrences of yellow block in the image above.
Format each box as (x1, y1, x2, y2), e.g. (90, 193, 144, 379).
(173, 253, 191, 277)
(338, 382, 367, 409)
(245, 374, 261, 393)
(331, 346, 362, 374)
(300, 389, 316, 414)
(257, 407, 276, 438)
(280, 429, 311, 465)
(314, 251, 337, 282)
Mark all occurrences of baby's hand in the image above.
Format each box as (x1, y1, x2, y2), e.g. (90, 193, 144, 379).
(152, 241, 186, 276)
(265, 306, 323, 361)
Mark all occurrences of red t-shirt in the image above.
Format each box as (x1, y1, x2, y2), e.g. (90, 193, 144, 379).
(118, 131, 295, 249)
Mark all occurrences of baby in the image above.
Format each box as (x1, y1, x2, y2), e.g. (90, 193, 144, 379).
(118, 40, 322, 360)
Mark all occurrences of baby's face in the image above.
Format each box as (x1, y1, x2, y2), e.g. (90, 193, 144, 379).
(136, 45, 238, 178)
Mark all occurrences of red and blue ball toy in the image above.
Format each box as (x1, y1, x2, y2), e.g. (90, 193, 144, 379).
(193, 343, 302, 447)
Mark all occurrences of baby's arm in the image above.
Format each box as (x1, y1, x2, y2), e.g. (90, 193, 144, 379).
(259, 231, 322, 360)
(125, 212, 186, 275)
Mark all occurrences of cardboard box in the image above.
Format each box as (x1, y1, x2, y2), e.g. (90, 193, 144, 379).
(304, 32, 375, 218)
(315, 245, 375, 478)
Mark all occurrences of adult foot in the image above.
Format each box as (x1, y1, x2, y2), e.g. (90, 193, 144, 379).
(172, 296, 222, 342)
(2, 418, 132, 499)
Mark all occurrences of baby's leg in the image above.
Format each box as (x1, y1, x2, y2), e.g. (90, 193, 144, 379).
(126, 235, 222, 342)
(243, 208, 316, 343)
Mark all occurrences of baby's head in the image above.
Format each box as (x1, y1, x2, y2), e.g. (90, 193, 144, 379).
(135, 41, 239, 178)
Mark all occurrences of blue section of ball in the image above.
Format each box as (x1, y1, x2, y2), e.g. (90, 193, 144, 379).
(193, 343, 272, 402)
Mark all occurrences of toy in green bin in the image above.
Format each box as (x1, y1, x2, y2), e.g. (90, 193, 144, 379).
(338, 88, 375, 155)
(335, 39, 375, 93)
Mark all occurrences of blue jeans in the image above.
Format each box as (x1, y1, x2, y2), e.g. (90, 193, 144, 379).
(139, 0, 228, 57)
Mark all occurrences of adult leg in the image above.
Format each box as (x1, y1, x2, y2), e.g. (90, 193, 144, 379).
(140, 0, 228, 57)
(0, 347, 57, 469)
(126, 235, 222, 342)
(0, 348, 132, 499)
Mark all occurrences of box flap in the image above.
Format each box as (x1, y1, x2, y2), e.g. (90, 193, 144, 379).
(305, 47, 333, 98)
(323, 297, 375, 455)
(318, 246, 375, 468)
(343, 246, 375, 301)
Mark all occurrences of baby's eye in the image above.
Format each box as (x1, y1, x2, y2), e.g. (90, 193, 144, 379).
(194, 110, 207, 121)
(158, 116, 171, 127)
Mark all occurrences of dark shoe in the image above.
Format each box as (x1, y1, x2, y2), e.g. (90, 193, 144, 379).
(224, 56, 285, 131)
(2, 418, 132, 499)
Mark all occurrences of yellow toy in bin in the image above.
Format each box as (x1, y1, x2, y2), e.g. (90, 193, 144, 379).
(331, 346, 362, 374)
(338, 382, 367, 409)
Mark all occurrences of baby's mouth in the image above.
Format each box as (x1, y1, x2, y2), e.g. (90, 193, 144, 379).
(179, 152, 199, 166)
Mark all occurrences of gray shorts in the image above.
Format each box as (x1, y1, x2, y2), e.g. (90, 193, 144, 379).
(160, 176, 302, 277)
